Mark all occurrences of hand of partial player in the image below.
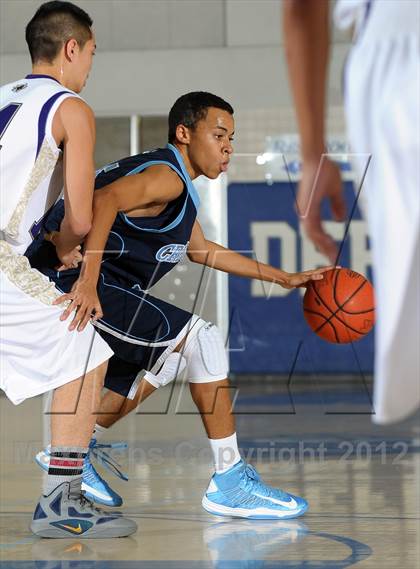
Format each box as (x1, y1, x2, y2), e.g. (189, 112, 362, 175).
(282, 266, 336, 289)
(45, 231, 83, 271)
(296, 157, 346, 264)
(53, 278, 103, 332)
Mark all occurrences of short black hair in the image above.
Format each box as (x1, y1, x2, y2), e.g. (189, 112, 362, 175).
(168, 92, 234, 143)
(25, 1, 93, 64)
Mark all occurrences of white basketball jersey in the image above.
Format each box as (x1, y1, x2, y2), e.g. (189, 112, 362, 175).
(0, 75, 79, 254)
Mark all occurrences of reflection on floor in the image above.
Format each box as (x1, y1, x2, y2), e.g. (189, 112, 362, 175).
(1, 378, 419, 568)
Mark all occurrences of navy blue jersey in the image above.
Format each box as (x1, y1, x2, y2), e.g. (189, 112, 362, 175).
(31, 143, 200, 290)
(95, 143, 200, 289)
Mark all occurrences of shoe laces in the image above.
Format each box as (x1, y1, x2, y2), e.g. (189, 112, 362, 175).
(89, 440, 129, 481)
(241, 464, 261, 491)
(68, 480, 111, 516)
(242, 464, 288, 500)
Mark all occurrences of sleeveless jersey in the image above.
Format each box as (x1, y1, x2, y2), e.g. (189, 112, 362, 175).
(95, 143, 200, 290)
(26, 143, 200, 366)
(35, 143, 201, 291)
(0, 74, 79, 254)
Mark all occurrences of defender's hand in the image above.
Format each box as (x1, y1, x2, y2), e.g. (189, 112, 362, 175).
(45, 231, 83, 271)
(55, 245, 83, 271)
(282, 265, 336, 290)
(296, 158, 346, 264)
(53, 278, 103, 332)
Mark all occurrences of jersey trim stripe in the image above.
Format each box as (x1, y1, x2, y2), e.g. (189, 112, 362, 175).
(121, 159, 190, 234)
(167, 143, 201, 210)
(36, 91, 69, 158)
(25, 74, 61, 84)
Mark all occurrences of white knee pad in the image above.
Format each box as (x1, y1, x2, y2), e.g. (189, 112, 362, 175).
(183, 320, 229, 383)
(144, 352, 186, 389)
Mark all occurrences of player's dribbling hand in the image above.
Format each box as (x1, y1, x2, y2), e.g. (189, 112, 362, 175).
(296, 157, 346, 264)
(282, 265, 337, 289)
(53, 278, 103, 332)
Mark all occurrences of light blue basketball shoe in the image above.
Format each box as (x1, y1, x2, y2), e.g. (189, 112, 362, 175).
(204, 519, 309, 568)
(202, 459, 308, 519)
(35, 439, 128, 507)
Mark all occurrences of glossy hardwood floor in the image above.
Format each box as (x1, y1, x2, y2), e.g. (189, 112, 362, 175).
(1, 379, 419, 568)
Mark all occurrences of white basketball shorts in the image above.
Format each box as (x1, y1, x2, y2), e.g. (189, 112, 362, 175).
(0, 244, 113, 405)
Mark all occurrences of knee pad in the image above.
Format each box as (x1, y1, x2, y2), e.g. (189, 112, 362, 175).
(144, 352, 186, 389)
(183, 320, 229, 383)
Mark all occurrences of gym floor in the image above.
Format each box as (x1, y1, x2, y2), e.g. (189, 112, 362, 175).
(1, 377, 419, 568)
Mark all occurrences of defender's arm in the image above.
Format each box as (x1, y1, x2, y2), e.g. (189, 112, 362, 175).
(283, 0, 346, 262)
(51, 98, 96, 265)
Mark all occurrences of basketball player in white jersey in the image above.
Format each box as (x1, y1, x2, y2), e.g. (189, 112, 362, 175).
(283, 0, 419, 424)
(0, 1, 136, 538)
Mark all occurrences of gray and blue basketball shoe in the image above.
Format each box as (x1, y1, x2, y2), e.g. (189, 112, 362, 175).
(30, 478, 137, 538)
(202, 460, 308, 519)
(35, 439, 127, 507)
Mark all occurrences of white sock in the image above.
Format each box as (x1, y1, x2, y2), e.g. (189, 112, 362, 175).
(43, 446, 87, 496)
(209, 432, 241, 474)
(92, 423, 108, 441)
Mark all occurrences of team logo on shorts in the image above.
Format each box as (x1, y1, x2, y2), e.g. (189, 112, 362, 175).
(156, 244, 187, 263)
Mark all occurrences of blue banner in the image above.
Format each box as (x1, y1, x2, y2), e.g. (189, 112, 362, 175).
(227, 181, 374, 374)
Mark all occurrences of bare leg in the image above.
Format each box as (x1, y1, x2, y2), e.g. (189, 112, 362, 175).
(96, 334, 190, 428)
(96, 377, 236, 438)
(189, 379, 236, 439)
(97, 379, 157, 429)
(50, 362, 107, 447)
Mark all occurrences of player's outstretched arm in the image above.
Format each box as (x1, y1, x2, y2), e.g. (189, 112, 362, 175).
(55, 165, 183, 331)
(52, 98, 96, 265)
(283, 0, 346, 263)
(187, 221, 334, 289)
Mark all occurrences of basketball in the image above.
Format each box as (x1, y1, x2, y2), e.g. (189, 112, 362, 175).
(303, 268, 375, 343)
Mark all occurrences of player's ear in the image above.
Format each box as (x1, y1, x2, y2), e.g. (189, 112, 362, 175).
(175, 124, 191, 145)
(64, 38, 78, 62)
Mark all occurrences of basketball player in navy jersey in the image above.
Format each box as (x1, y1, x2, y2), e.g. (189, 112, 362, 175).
(28, 92, 333, 519)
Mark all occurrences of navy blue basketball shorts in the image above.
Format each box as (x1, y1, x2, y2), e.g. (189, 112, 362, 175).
(26, 241, 195, 398)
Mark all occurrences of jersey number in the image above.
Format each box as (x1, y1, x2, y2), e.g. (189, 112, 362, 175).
(0, 102, 22, 148)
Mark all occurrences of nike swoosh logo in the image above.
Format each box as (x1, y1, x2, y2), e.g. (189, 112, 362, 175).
(254, 493, 298, 509)
(59, 523, 83, 534)
(65, 544, 83, 553)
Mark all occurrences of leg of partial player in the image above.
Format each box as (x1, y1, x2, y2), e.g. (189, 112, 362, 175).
(31, 363, 137, 538)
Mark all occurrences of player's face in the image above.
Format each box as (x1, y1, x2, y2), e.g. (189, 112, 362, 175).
(70, 33, 96, 93)
(188, 108, 234, 179)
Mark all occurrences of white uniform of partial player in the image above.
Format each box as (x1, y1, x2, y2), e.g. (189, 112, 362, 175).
(0, 75, 113, 405)
(335, 0, 420, 423)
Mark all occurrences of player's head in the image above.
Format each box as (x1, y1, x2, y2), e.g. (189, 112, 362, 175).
(25, 1, 95, 92)
(168, 92, 234, 179)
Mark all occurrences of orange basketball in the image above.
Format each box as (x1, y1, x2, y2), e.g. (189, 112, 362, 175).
(303, 268, 375, 343)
